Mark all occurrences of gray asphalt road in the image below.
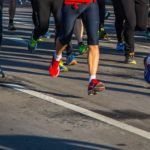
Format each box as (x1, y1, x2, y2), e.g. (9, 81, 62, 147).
(0, 5, 150, 150)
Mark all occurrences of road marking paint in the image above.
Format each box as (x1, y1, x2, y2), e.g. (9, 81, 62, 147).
(2, 83, 150, 140)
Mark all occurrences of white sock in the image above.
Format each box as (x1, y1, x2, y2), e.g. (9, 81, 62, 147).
(89, 75, 96, 83)
(147, 56, 150, 65)
(56, 54, 62, 61)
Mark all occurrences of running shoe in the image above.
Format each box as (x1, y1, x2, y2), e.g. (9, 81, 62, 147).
(99, 27, 108, 39)
(43, 31, 51, 39)
(124, 52, 137, 65)
(49, 57, 60, 78)
(116, 42, 124, 51)
(8, 23, 16, 31)
(0, 66, 5, 78)
(146, 30, 150, 40)
(59, 60, 69, 72)
(66, 54, 78, 65)
(88, 79, 105, 95)
(144, 56, 150, 84)
(78, 42, 88, 55)
(38, 31, 51, 42)
(28, 37, 37, 52)
(105, 11, 111, 20)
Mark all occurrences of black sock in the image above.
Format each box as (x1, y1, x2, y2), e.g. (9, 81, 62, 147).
(9, 19, 13, 24)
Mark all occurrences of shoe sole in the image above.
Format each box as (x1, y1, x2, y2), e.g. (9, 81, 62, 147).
(60, 68, 69, 72)
(67, 60, 78, 66)
(88, 84, 105, 96)
(128, 60, 137, 65)
(124, 59, 137, 65)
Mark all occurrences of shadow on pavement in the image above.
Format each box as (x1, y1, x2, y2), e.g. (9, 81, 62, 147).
(93, 109, 150, 120)
(0, 135, 122, 150)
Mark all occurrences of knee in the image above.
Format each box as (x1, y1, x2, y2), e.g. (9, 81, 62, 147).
(59, 35, 72, 45)
(89, 45, 99, 50)
(126, 22, 136, 31)
(87, 37, 99, 45)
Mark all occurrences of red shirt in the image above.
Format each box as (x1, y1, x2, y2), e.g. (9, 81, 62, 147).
(64, 0, 96, 5)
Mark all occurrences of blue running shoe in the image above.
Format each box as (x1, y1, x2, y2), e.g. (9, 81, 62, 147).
(43, 31, 51, 39)
(66, 54, 78, 65)
(116, 42, 124, 51)
(144, 56, 150, 84)
(38, 31, 51, 42)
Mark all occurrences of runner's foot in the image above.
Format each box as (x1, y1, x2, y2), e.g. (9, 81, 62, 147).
(88, 79, 105, 95)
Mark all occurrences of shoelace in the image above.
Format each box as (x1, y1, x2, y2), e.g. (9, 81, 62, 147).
(89, 79, 99, 87)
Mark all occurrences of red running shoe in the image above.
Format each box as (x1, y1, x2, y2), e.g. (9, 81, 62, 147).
(49, 58, 60, 78)
(88, 79, 105, 95)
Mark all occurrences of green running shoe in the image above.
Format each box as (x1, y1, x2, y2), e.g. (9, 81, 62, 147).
(59, 60, 69, 72)
(28, 37, 37, 53)
(78, 43, 88, 55)
(99, 27, 108, 39)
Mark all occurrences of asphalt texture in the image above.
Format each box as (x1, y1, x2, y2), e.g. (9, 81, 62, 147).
(0, 4, 150, 150)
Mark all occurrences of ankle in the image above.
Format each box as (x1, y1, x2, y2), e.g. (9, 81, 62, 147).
(89, 75, 96, 83)
(55, 54, 62, 61)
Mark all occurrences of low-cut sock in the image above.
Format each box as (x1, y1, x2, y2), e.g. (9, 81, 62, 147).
(89, 75, 96, 83)
(55, 54, 62, 61)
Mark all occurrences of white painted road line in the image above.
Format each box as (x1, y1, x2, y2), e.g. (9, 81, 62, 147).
(2, 83, 150, 140)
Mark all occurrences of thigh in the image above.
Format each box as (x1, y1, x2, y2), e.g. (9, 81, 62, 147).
(120, 0, 136, 27)
(52, 0, 63, 26)
(61, 5, 77, 38)
(36, 0, 50, 28)
(81, 3, 99, 45)
(135, 0, 149, 30)
(112, 0, 124, 18)
(51, 0, 63, 37)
